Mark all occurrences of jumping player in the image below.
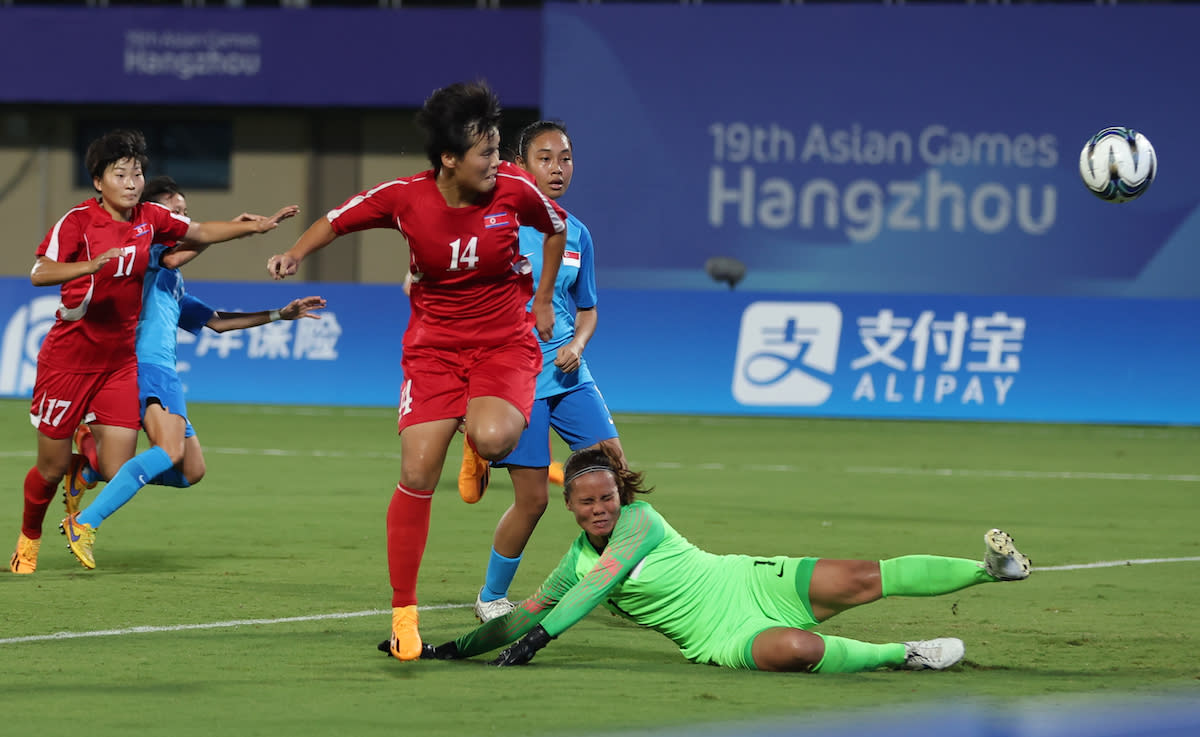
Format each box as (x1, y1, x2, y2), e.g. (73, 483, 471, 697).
(267, 81, 568, 660)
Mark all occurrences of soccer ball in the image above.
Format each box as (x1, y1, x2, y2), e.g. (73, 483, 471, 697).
(1078, 127, 1157, 203)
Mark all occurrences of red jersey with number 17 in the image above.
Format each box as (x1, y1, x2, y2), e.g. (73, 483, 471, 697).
(327, 161, 567, 349)
(35, 198, 191, 373)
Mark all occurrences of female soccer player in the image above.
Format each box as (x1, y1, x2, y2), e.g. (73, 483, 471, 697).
(10, 129, 297, 575)
(266, 81, 568, 661)
(464, 121, 626, 623)
(59, 176, 327, 570)
(414, 446, 1033, 672)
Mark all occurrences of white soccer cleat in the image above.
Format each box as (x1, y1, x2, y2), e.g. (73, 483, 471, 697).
(902, 638, 965, 670)
(984, 528, 1031, 581)
(474, 591, 516, 623)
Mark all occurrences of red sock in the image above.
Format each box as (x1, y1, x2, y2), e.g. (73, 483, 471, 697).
(77, 427, 99, 473)
(387, 483, 434, 608)
(21, 467, 58, 539)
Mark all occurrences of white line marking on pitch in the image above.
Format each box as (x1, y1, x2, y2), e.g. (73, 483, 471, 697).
(4, 558, 1200, 646)
(1035, 557, 1200, 571)
(845, 466, 1200, 483)
(0, 603, 469, 645)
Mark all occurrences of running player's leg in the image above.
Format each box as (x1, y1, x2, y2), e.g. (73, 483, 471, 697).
(75, 402, 182, 531)
(389, 418, 459, 660)
(13, 370, 97, 573)
(463, 341, 540, 462)
(155, 435, 204, 488)
(475, 399, 553, 619)
(60, 365, 142, 568)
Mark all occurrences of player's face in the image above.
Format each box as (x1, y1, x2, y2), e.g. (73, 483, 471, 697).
(449, 127, 501, 196)
(565, 471, 622, 545)
(518, 131, 573, 201)
(154, 192, 188, 217)
(94, 157, 145, 219)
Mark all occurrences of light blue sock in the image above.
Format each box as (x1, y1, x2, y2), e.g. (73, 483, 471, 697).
(78, 446, 174, 528)
(481, 548, 523, 602)
(151, 468, 191, 488)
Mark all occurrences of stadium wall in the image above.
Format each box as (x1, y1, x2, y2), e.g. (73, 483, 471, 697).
(1, 4, 1198, 426)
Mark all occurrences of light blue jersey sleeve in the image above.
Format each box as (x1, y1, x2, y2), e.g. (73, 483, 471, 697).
(177, 294, 216, 335)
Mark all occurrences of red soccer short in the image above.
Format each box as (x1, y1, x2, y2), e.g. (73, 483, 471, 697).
(29, 362, 140, 440)
(396, 337, 541, 433)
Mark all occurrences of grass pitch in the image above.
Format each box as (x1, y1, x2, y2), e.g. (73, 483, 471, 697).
(2, 400, 1198, 736)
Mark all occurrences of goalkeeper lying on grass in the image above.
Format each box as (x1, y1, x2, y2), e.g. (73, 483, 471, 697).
(380, 446, 1032, 672)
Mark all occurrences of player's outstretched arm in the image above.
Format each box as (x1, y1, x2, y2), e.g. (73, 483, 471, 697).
(267, 217, 338, 281)
(165, 205, 301, 269)
(30, 249, 123, 287)
(206, 296, 326, 333)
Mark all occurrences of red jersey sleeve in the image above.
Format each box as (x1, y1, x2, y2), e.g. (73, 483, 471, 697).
(326, 178, 413, 236)
(498, 162, 568, 237)
(142, 201, 192, 243)
(36, 206, 90, 262)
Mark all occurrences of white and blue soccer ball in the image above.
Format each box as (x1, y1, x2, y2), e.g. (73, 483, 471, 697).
(1079, 126, 1157, 203)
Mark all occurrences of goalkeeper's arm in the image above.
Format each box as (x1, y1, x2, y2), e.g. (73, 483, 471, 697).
(447, 602, 550, 658)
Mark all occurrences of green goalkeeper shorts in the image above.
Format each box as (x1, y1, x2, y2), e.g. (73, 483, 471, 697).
(679, 555, 819, 670)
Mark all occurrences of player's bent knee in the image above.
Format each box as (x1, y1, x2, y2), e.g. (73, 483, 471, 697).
(752, 628, 824, 673)
(472, 433, 518, 461)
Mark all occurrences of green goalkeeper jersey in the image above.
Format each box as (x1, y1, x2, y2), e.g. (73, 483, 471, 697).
(453, 501, 815, 666)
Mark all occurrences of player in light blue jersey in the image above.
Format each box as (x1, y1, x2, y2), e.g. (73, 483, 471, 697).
(61, 177, 324, 570)
(458, 121, 628, 622)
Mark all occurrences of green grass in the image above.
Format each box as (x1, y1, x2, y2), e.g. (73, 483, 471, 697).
(2, 400, 1199, 736)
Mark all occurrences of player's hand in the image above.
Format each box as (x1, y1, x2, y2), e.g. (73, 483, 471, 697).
(88, 247, 124, 274)
(489, 625, 553, 667)
(532, 301, 555, 342)
(252, 205, 300, 233)
(553, 343, 583, 373)
(267, 253, 299, 280)
(279, 296, 327, 321)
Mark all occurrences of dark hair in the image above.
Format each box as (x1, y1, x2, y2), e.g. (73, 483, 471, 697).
(515, 119, 572, 163)
(84, 129, 149, 183)
(415, 80, 502, 174)
(563, 446, 652, 506)
(142, 175, 184, 205)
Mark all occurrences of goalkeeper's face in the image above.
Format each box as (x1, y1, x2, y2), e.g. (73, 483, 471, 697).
(565, 471, 622, 544)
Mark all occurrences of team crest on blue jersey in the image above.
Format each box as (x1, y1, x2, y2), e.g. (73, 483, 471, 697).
(563, 250, 581, 267)
(483, 212, 511, 229)
(133, 222, 151, 237)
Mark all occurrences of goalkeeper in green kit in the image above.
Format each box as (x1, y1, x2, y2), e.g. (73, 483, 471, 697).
(389, 446, 1032, 673)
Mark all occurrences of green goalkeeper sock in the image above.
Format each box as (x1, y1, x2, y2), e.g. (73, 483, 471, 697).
(812, 633, 907, 673)
(880, 555, 995, 597)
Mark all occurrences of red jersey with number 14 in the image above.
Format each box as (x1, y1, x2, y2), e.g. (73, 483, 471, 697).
(35, 198, 191, 373)
(327, 161, 567, 349)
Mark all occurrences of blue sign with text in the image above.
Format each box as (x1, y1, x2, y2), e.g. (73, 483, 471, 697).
(3, 279, 1197, 425)
(541, 5, 1200, 298)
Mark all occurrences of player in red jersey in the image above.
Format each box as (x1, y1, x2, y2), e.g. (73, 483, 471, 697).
(267, 80, 567, 661)
(9, 128, 297, 575)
